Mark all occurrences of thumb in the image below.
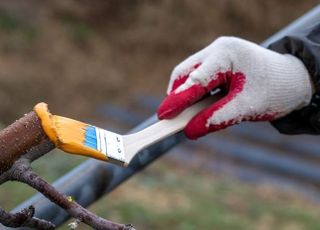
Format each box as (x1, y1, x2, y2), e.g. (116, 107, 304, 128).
(184, 72, 246, 139)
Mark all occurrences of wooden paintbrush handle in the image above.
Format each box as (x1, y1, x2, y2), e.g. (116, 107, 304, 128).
(141, 97, 215, 139)
(124, 95, 220, 162)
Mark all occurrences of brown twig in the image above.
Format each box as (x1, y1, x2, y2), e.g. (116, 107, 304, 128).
(9, 159, 132, 230)
(0, 110, 135, 230)
(0, 111, 53, 175)
(0, 205, 55, 229)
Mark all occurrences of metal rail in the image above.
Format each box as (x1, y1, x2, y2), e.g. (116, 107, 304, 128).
(97, 98, 320, 200)
(102, 99, 320, 186)
(5, 4, 320, 229)
(133, 94, 320, 160)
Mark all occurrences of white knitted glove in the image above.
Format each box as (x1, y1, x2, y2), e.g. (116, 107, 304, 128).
(157, 37, 313, 139)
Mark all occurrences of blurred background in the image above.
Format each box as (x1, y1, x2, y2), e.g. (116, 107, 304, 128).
(1, 0, 320, 229)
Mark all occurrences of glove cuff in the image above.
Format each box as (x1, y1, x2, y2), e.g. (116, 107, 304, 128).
(267, 54, 313, 117)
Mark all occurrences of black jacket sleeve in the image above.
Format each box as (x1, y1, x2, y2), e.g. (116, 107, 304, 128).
(268, 23, 320, 135)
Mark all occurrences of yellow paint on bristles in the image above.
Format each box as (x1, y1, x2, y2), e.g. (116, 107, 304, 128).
(34, 103, 108, 161)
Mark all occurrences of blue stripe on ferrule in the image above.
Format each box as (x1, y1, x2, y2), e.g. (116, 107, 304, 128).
(84, 125, 98, 150)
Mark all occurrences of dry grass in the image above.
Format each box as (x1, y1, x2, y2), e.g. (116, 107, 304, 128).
(0, 0, 318, 124)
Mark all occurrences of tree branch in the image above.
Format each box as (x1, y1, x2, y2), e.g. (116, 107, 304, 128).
(0, 205, 55, 229)
(0, 111, 54, 176)
(9, 160, 133, 230)
(0, 110, 135, 229)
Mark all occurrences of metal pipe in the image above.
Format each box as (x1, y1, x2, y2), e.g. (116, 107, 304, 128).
(99, 101, 320, 185)
(261, 4, 320, 47)
(6, 4, 320, 229)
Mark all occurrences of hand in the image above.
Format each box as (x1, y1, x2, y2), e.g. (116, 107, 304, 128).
(157, 37, 313, 139)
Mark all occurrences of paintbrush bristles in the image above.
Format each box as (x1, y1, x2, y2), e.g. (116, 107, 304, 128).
(49, 115, 110, 161)
(52, 116, 86, 146)
(34, 103, 110, 162)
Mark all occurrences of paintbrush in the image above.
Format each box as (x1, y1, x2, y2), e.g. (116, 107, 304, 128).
(34, 97, 216, 166)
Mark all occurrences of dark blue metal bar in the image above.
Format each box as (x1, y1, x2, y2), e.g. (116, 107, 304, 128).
(100, 102, 320, 185)
(133, 95, 320, 160)
(199, 136, 320, 184)
(167, 147, 320, 203)
(261, 4, 320, 47)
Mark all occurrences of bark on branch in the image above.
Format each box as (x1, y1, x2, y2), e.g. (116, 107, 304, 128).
(0, 205, 55, 229)
(0, 111, 53, 176)
(0, 110, 135, 230)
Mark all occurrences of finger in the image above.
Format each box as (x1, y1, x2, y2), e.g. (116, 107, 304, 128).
(158, 53, 230, 120)
(158, 48, 231, 119)
(170, 63, 201, 93)
(157, 73, 226, 120)
(158, 83, 207, 119)
(184, 72, 246, 139)
(167, 36, 236, 94)
(166, 44, 214, 94)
